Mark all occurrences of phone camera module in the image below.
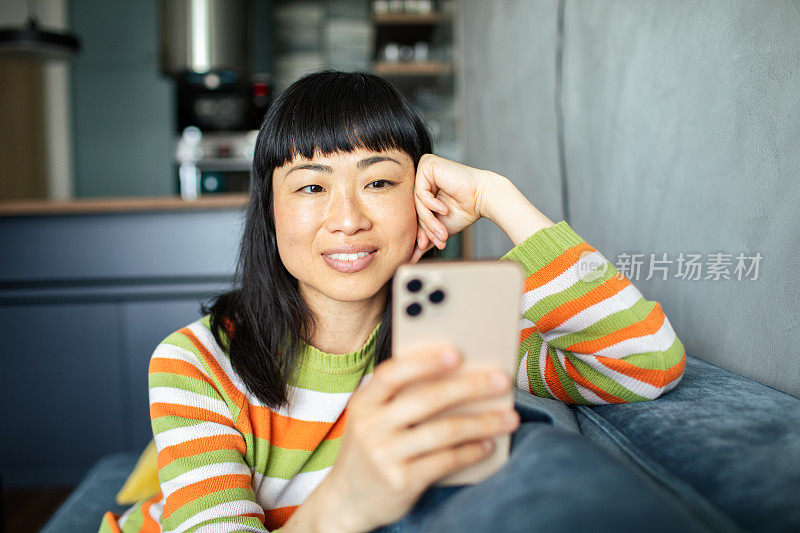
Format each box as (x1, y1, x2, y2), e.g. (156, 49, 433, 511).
(407, 279, 423, 293)
(429, 289, 445, 304)
(406, 302, 422, 317)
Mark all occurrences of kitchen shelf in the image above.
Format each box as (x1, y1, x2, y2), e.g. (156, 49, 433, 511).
(372, 60, 453, 76)
(372, 12, 451, 25)
(0, 193, 248, 216)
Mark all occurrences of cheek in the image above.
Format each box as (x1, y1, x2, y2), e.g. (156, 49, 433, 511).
(273, 200, 319, 260)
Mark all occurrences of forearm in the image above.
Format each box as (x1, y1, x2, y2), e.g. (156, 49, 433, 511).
(479, 171, 556, 246)
(280, 474, 359, 533)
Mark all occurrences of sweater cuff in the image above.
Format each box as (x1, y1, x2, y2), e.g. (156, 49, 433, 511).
(499, 220, 585, 278)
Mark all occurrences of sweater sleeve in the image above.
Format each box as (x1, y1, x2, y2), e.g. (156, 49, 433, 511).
(499, 220, 686, 404)
(148, 330, 271, 532)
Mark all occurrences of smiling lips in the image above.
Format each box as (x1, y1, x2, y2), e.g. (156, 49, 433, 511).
(322, 250, 377, 273)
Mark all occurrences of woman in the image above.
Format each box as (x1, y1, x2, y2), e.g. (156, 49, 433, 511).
(100, 70, 688, 532)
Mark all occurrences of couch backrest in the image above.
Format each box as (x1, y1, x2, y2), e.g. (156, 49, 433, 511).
(462, 0, 800, 397)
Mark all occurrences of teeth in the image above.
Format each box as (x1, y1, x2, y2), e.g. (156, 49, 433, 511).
(326, 251, 372, 262)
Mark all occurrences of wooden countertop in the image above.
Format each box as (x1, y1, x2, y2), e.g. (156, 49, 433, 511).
(0, 193, 249, 216)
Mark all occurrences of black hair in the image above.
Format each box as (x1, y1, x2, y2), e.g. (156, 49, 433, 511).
(201, 69, 436, 409)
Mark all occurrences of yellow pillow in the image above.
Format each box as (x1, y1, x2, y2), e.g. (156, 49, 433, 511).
(116, 439, 160, 505)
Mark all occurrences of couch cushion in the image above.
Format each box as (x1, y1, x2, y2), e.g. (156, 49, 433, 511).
(40, 451, 138, 533)
(573, 355, 800, 532)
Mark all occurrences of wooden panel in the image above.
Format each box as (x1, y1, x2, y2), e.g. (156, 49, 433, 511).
(0, 59, 47, 201)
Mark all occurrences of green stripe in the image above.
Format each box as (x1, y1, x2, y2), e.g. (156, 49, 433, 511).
(568, 357, 649, 402)
(500, 220, 586, 277)
(152, 415, 213, 435)
(547, 349, 589, 403)
(263, 438, 342, 479)
(522, 265, 619, 325)
(289, 366, 371, 392)
(604, 336, 684, 370)
(184, 515, 266, 533)
(149, 373, 224, 402)
(158, 449, 248, 483)
(163, 487, 256, 529)
(548, 297, 654, 349)
(524, 336, 551, 398)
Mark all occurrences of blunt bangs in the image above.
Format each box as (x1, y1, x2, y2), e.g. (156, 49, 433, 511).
(253, 69, 432, 179)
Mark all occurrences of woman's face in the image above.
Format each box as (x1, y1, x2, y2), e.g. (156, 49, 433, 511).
(272, 146, 418, 306)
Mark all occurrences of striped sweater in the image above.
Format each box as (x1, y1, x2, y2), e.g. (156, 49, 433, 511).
(99, 220, 686, 532)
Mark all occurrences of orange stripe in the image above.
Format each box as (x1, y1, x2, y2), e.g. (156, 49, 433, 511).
(562, 357, 625, 404)
(150, 402, 232, 427)
(518, 325, 538, 345)
(598, 350, 686, 388)
(566, 302, 666, 353)
(180, 327, 245, 407)
(543, 352, 574, 403)
(158, 434, 247, 470)
(100, 512, 123, 533)
(266, 504, 299, 531)
(523, 242, 596, 291)
(245, 404, 345, 450)
(537, 275, 631, 333)
(140, 492, 162, 532)
(163, 473, 252, 519)
(150, 357, 208, 383)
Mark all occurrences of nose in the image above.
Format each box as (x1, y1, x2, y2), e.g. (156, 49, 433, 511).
(323, 188, 372, 235)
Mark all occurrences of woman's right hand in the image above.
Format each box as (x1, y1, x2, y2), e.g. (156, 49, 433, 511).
(323, 344, 520, 533)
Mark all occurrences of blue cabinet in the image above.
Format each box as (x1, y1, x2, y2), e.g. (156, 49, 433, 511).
(0, 206, 243, 487)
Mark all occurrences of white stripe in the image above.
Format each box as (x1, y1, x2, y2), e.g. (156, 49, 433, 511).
(272, 386, 353, 422)
(186, 321, 249, 397)
(148, 497, 163, 523)
(155, 421, 241, 450)
(571, 375, 609, 405)
(195, 523, 264, 533)
(520, 251, 610, 311)
(151, 343, 210, 377)
(164, 500, 265, 533)
(517, 316, 535, 331)
(515, 350, 530, 391)
(160, 462, 251, 499)
(542, 284, 644, 342)
(149, 387, 233, 420)
(564, 350, 662, 400)
(590, 315, 677, 358)
(252, 467, 331, 509)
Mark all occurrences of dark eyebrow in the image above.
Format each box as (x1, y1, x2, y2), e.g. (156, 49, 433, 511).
(285, 155, 401, 177)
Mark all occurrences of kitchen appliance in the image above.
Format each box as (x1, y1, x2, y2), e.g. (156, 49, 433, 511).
(159, 0, 271, 197)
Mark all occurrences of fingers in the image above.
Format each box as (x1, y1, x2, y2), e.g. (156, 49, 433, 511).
(405, 438, 495, 488)
(352, 345, 461, 408)
(415, 196, 448, 249)
(379, 367, 512, 433)
(417, 214, 445, 250)
(390, 408, 519, 461)
(419, 188, 449, 216)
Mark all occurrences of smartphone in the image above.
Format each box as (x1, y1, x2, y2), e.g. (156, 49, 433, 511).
(391, 259, 524, 486)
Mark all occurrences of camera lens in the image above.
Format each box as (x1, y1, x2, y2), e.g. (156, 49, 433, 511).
(429, 289, 445, 304)
(406, 302, 422, 316)
(407, 279, 423, 292)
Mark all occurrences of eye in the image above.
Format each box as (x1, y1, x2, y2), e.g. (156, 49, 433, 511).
(367, 179, 396, 189)
(298, 184, 324, 194)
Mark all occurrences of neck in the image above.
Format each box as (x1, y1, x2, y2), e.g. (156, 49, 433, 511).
(301, 283, 387, 354)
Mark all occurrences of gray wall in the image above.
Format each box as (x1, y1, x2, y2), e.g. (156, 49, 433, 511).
(462, 0, 800, 397)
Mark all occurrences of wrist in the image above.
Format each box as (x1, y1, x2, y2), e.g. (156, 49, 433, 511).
(281, 473, 361, 533)
(475, 170, 514, 221)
